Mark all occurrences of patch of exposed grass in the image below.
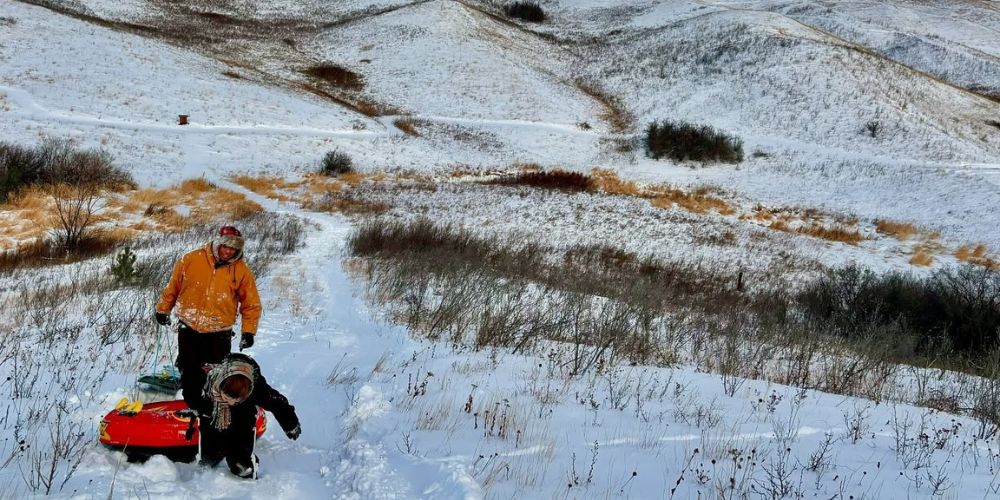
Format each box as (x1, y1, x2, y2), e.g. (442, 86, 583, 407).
(303, 63, 363, 90)
(303, 191, 390, 216)
(393, 118, 420, 137)
(909, 251, 933, 266)
(229, 174, 298, 202)
(590, 168, 640, 196)
(0, 229, 126, 271)
(955, 244, 999, 270)
(575, 80, 633, 133)
(797, 224, 864, 245)
(875, 219, 918, 240)
(179, 177, 216, 194)
(487, 169, 593, 192)
(648, 185, 734, 215)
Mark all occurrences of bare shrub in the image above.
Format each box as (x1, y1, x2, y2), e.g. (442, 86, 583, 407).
(645, 120, 744, 163)
(864, 120, 881, 138)
(505, 2, 546, 23)
(0, 139, 133, 202)
(46, 182, 103, 249)
(320, 149, 355, 176)
(796, 265, 1000, 360)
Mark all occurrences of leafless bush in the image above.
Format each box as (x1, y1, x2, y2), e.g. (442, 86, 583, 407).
(864, 120, 881, 138)
(843, 404, 871, 444)
(806, 432, 834, 474)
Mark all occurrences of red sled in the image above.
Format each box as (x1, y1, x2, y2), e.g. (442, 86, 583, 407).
(99, 399, 266, 462)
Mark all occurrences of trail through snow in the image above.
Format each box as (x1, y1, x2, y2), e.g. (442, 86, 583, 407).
(210, 181, 476, 499)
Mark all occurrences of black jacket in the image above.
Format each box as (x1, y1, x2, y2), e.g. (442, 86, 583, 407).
(196, 353, 299, 435)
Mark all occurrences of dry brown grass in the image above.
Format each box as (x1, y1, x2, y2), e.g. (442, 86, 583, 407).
(303, 193, 389, 215)
(955, 244, 999, 270)
(179, 178, 217, 194)
(393, 118, 420, 137)
(875, 219, 918, 240)
(796, 223, 864, 245)
(955, 244, 987, 261)
(3, 186, 50, 210)
(648, 184, 734, 215)
(909, 251, 934, 266)
(589, 168, 641, 196)
(354, 99, 401, 117)
(229, 174, 299, 203)
(574, 79, 634, 133)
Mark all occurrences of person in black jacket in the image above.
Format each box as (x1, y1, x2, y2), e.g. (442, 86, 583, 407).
(193, 353, 301, 478)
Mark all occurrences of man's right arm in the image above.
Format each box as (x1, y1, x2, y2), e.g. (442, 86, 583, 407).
(156, 255, 187, 315)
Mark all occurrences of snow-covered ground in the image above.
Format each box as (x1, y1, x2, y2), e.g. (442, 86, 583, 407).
(2, 0, 1000, 497)
(0, 194, 997, 498)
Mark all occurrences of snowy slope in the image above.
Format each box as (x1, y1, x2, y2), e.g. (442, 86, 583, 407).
(2, 195, 996, 499)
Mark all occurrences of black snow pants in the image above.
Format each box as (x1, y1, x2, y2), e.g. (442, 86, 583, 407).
(175, 324, 233, 410)
(198, 408, 259, 478)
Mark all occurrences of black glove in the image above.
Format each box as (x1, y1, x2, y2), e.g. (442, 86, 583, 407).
(285, 424, 301, 440)
(239, 333, 254, 351)
(154, 312, 170, 326)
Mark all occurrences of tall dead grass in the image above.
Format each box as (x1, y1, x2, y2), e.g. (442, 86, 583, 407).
(797, 224, 864, 245)
(648, 185, 734, 215)
(875, 219, 918, 240)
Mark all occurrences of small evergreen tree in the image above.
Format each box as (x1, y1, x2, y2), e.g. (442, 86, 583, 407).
(111, 246, 137, 285)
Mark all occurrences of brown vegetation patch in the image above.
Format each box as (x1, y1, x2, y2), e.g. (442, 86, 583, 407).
(574, 79, 633, 133)
(648, 185, 733, 215)
(303, 63, 364, 90)
(796, 223, 864, 245)
(0, 229, 126, 271)
(179, 178, 217, 194)
(909, 251, 934, 267)
(875, 219, 918, 240)
(955, 244, 999, 270)
(487, 169, 593, 192)
(229, 174, 301, 203)
(304, 192, 389, 215)
(393, 118, 420, 137)
(590, 168, 640, 196)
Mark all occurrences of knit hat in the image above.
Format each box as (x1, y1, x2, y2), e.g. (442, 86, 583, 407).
(204, 356, 255, 430)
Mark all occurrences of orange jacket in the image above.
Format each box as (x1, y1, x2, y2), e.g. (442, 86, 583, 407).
(156, 244, 262, 335)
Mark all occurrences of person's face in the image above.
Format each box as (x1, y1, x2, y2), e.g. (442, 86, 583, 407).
(218, 245, 238, 261)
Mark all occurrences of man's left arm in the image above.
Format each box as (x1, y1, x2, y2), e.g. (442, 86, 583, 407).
(237, 265, 262, 335)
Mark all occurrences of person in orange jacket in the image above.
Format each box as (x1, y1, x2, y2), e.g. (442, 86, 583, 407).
(155, 225, 262, 408)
